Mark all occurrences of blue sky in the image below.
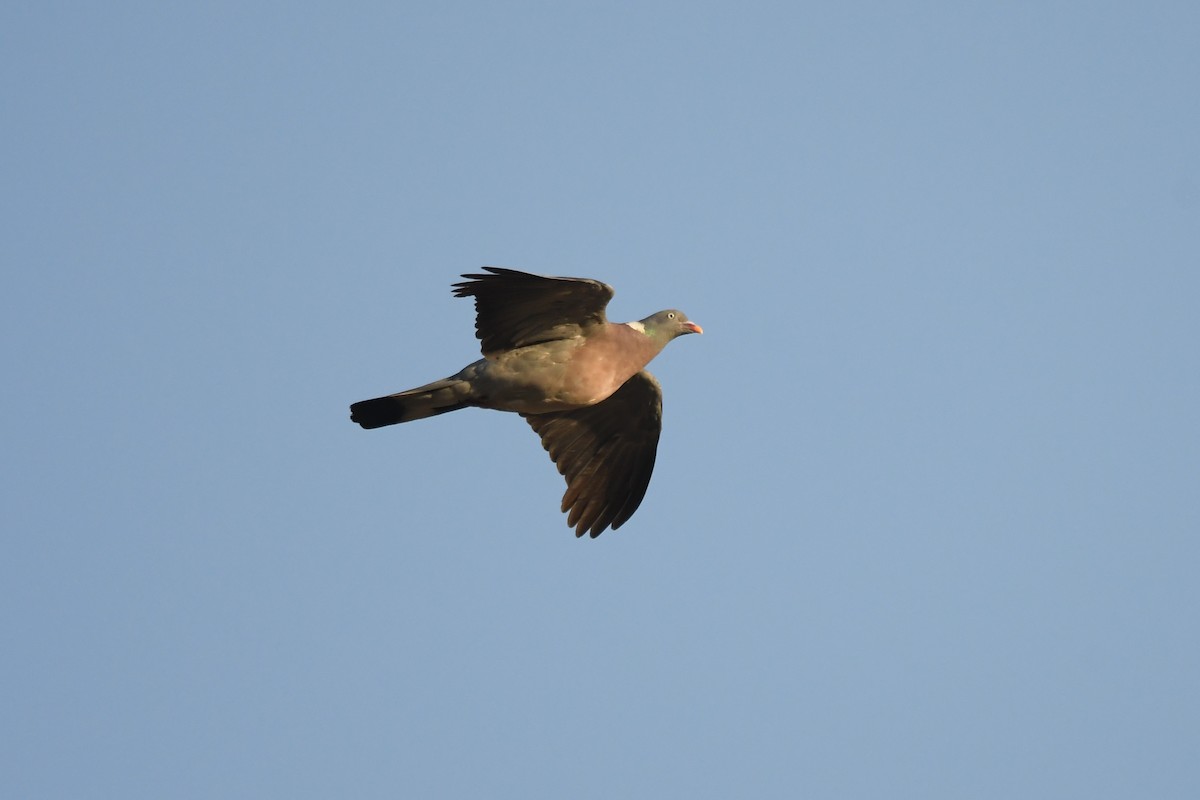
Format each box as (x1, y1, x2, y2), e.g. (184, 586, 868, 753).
(3, 2, 1198, 797)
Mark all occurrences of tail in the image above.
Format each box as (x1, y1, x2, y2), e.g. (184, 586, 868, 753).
(350, 377, 476, 429)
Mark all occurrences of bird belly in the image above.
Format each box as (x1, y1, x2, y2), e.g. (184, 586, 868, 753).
(469, 341, 641, 414)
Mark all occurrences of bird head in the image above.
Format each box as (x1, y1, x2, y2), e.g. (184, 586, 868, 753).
(638, 309, 703, 342)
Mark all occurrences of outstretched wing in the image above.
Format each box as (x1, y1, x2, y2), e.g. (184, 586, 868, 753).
(524, 371, 663, 537)
(453, 267, 614, 355)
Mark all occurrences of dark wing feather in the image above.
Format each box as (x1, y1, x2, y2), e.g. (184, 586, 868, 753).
(523, 371, 663, 538)
(452, 267, 614, 355)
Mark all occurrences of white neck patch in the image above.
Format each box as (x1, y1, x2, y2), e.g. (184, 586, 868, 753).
(624, 321, 646, 333)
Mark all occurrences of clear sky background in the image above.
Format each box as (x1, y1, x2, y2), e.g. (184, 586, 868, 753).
(3, 2, 1198, 798)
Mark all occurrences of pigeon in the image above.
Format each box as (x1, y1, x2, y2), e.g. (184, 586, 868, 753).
(350, 267, 702, 537)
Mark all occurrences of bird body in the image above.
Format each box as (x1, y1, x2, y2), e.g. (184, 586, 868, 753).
(350, 267, 700, 537)
(484, 320, 664, 410)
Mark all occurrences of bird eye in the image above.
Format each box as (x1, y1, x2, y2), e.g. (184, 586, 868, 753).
(668, 312, 675, 319)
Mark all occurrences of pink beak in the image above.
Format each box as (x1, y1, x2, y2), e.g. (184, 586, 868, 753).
(684, 321, 703, 335)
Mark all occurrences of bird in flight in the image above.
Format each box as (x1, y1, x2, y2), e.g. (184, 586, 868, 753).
(350, 267, 702, 537)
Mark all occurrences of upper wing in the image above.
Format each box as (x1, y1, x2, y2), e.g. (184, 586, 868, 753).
(523, 371, 663, 538)
(452, 267, 614, 355)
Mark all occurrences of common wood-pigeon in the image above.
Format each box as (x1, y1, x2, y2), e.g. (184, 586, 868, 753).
(350, 267, 702, 537)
